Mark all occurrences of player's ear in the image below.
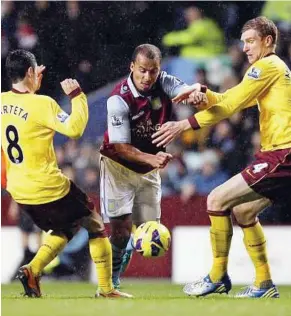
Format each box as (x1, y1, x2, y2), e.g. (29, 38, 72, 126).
(265, 35, 273, 47)
(130, 62, 134, 73)
(27, 67, 34, 78)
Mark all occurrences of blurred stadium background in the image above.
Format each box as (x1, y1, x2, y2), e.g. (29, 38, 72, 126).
(1, 0, 291, 288)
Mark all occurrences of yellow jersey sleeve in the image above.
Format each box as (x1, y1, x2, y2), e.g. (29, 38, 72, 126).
(192, 58, 278, 128)
(205, 85, 257, 109)
(38, 90, 89, 138)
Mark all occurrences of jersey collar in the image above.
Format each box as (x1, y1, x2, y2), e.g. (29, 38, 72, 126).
(11, 88, 29, 94)
(127, 73, 142, 98)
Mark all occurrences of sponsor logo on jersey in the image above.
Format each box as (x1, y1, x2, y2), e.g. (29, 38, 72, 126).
(111, 115, 123, 127)
(252, 162, 268, 174)
(57, 111, 69, 123)
(247, 67, 261, 79)
(132, 119, 161, 138)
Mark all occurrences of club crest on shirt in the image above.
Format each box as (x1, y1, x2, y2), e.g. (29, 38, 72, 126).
(111, 115, 123, 127)
(120, 84, 129, 95)
(57, 111, 69, 123)
(151, 97, 162, 110)
(247, 67, 261, 79)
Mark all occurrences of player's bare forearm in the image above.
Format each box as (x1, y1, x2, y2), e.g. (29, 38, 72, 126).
(113, 143, 156, 166)
(113, 143, 172, 169)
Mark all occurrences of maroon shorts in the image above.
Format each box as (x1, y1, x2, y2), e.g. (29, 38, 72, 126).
(17, 181, 95, 236)
(241, 148, 291, 202)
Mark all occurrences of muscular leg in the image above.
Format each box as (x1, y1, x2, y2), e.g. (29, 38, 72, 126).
(29, 231, 68, 276)
(233, 198, 273, 288)
(206, 173, 264, 283)
(232, 198, 271, 226)
(109, 214, 133, 287)
(80, 210, 113, 293)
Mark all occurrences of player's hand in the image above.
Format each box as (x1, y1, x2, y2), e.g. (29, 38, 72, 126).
(188, 91, 209, 110)
(156, 151, 173, 168)
(35, 65, 46, 92)
(152, 120, 190, 147)
(61, 79, 80, 95)
(146, 152, 173, 169)
(172, 83, 201, 103)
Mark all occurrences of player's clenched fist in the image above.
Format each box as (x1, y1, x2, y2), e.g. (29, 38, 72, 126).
(188, 91, 209, 110)
(61, 79, 80, 95)
(156, 151, 173, 168)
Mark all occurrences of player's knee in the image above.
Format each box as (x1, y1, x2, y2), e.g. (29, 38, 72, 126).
(110, 227, 131, 249)
(207, 187, 225, 211)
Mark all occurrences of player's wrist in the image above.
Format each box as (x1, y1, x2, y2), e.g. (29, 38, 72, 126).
(178, 119, 191, 131)
(143, 154, 156, 166)
(188, 116, 201, 130)
(69, 87, 83, 99)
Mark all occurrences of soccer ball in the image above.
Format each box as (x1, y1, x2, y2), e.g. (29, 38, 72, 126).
(133, 221, 171, 258)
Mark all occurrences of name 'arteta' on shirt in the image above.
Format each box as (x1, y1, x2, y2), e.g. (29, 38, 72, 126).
(1, 105, 28, 121)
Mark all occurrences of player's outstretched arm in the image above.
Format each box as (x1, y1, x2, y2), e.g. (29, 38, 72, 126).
(40, 79, 89, 139)
(152, 59, 277, 147)
(114, 143, 172, 169)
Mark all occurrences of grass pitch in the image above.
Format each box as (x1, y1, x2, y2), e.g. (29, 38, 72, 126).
(2, 281, 291, 316)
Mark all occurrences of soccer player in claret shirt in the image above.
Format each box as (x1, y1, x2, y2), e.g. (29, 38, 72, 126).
(1, 50, 132, 298)
(100, 44, 199, 288)
(152, 17, 291, 298)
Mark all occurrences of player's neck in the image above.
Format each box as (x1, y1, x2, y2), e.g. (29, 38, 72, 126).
(260, 48, 275, 60)
(12, 81, 32, 94)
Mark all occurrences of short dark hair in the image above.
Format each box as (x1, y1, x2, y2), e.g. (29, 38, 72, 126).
(242, 16, 278, 46)
(131, 44, 162, 63)
(5, 49, 37, 83)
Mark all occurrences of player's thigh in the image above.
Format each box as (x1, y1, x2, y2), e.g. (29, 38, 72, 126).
(208, 173, 263, 210)
(241, 148, 291, 203)
(18, 181, 93, 237)
(80, 208, 105, 234)
(133, 171, 161, 226)
(18, 210, 36, 233)
(100, 156, 135, 222)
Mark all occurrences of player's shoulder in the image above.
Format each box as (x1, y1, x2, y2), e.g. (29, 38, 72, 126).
(31, 94, 59, 111)
(159, 70, 169, 79)
(111, 77, 130, 97)
(32, 94, 55, 103)
(254, 54, 284, 71)
(246, 55, 283, 80)
(1, 91, 13, 99)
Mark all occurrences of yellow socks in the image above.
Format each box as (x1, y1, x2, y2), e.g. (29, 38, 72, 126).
(29, 232, 68, 276)
(208, 210, 233, 282)
(89, 236, 113, 293)
(241, 220, 272, 288)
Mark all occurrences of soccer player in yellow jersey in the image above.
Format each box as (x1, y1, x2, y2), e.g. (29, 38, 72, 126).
(1, 50, 132, 298)
(152, 17, 291, 298)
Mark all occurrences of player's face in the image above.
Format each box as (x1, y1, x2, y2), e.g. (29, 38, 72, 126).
(241, 29, 272, 64)
(130, 54, 160, 93)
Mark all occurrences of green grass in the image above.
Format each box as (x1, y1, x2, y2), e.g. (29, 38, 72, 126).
(2, 281, 291, 316)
